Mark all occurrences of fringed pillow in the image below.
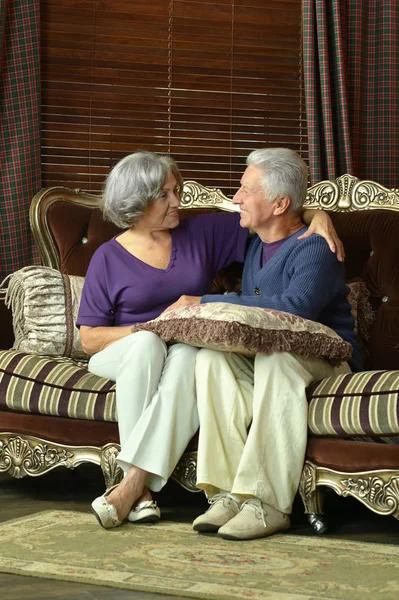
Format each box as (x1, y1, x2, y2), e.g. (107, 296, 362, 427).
(131, 302, 352, 366)
(346, 279, 374, 355)
(0, 266, 88, 360)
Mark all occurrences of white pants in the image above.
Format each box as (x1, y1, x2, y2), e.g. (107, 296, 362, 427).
(195, 350, 350, 514)
(89, 331, 199, 491)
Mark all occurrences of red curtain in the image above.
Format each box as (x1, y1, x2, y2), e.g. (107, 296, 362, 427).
(0, 0, 41, 279)
(303, 0, 399, 187)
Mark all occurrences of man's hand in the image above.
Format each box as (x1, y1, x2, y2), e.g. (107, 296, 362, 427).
(162, 295, 202, 314)
(300, 209, 345, 262)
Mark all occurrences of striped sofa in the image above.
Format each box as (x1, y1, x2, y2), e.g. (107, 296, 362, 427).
(0, 176, 398, 533)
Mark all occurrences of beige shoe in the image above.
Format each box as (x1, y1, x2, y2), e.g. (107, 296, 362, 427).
(193, 493, 241, 533)
(218, 498, 290, 540)
(128, 500, 161, 524)
(91, 484, 123, 529)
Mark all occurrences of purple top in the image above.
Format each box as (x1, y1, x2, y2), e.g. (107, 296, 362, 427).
(260, 232, 298, 268)
(261, 239, 286, 268)
(76, 212, 247, 327)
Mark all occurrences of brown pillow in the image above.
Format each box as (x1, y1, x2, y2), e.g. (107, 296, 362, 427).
(346, 279, 374, 354)
(0, 266, 88, 360)
(131, 302, 352, 366)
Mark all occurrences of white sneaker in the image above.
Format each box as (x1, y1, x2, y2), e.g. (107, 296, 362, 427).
(192, 493, 241, 532)
(128, 500, 161, 524)
(218, 498, 290, 540)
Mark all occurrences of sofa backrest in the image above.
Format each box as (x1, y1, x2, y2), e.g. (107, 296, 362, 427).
(29, 181, 238, 275)
(305, 175, 399, 371)
(30, 175, 399, 371)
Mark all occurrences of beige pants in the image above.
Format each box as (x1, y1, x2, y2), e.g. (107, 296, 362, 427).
(89, 331, 199, 491)
(195, 349, 350, 514)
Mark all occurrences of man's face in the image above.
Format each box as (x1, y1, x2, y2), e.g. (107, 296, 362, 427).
(233, 166, 276, 231)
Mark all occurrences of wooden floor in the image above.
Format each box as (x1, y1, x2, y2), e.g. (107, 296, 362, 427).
(0, 464, 398, 600)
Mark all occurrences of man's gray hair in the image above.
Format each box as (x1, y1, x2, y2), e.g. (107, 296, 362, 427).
(101, 151, 183, 228)
(246, 148, 308, 213)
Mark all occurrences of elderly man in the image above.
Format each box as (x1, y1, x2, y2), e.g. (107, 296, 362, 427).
(170, 148, 362, 540)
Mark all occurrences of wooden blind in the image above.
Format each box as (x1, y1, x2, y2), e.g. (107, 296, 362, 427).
(41, 0, 306, 196)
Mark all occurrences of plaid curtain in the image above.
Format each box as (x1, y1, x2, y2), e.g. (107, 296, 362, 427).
(303, 0, 399, 187)
(0, 0, 41, 280)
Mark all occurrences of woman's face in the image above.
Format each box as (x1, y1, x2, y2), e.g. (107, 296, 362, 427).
(137, 173, 181, 230)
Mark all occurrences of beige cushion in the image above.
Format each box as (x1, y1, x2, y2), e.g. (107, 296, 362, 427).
(1, 266, 88, 360)
(131, 302, 352, 365)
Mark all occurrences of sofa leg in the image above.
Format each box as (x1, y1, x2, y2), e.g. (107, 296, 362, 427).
(298, 460, 329, 534)
(307, 512, 329, 534)
(171, 451, 201, 492)
(100, 443, 123, 489)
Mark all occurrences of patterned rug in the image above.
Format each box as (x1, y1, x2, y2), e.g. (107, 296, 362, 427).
(0, 510, 398, 600)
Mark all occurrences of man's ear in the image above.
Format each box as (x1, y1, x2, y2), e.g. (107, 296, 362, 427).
(273, 196, 291, 215)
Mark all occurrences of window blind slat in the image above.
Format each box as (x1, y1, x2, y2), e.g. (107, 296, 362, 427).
(41, 0, 306, 195)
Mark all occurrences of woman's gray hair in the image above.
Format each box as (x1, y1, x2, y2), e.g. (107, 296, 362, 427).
(246, 148, 308, 213)
(101, 151, 183, 228)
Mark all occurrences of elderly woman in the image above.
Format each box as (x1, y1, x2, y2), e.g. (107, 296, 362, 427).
(76, 150, 343, 529)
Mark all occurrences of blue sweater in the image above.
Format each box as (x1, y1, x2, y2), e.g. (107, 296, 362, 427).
(202, 226, 363, 372)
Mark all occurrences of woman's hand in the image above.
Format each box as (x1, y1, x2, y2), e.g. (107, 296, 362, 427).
(80, 324, 133, 355)
(162, 295, 202, 314)
(300, 209, 345, 262)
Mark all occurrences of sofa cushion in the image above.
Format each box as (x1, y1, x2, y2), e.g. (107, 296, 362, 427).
(131, 302, 352, 366)
(0, 350, 116, 421)
(1, 266, 88, 360)
(307, 370, 399, 437)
